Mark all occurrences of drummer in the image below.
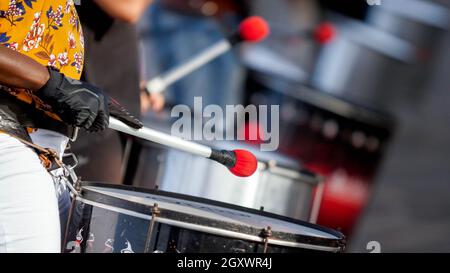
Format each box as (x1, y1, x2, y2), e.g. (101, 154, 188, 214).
(0, 0, 141, 252)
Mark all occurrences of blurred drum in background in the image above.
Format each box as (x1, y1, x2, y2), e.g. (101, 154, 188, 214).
(244, 0, 322, 82)
(65, 182, 345, 253)
(314, 1, 449, 115)
(366, 0, 450, 52)
(310, 13, 421, 114)
(365, 0, 450, 107)
(129, 112, 323, 223)
(244, 69, 395, 237)
(248, 1, 447, 116)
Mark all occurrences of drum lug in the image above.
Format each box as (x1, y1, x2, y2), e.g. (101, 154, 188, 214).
(152, 203, 161, 215)
(65, 176, 82, 199)
(144, 203, 161, 253)
(260, 226, 272, 253)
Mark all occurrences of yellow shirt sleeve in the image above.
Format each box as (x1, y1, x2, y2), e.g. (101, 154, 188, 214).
(0, 0, 84, 116)
(0, 0, 84, 79)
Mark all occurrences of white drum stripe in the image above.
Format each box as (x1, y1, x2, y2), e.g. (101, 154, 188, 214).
(77, 197, 153, 220)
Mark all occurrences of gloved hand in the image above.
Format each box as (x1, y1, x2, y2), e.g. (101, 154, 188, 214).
(108, 98, 143, 129)
(37, 67, 109, 132)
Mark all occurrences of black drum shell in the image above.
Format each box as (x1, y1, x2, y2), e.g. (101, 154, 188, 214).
(64, 183, 346, 253)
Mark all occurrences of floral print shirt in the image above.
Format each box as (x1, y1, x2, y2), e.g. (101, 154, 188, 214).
(0, 0, 84, 118)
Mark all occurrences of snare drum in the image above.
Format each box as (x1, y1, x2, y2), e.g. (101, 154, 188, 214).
(64, 182, 345, 253)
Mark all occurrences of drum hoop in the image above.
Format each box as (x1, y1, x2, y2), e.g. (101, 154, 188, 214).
(79, 182, 345, 249)
(77, 196, 341, 252)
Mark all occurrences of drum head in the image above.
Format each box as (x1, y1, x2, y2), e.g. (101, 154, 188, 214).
(79, 182, 345, 252)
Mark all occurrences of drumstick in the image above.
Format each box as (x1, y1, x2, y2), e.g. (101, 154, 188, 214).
(146, 16, 270, 94)
(108, 117, 258, 177)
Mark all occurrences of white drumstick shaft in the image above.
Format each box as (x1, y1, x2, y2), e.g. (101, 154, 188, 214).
(146, 39, 232, 94)
(108, 117, 212, 158)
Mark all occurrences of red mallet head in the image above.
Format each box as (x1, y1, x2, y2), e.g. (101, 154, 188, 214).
(314, 22, 336, 44)
(239, 16, 270, 43)
(229, 149, 258, 177)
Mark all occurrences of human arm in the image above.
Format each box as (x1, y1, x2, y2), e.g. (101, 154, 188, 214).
(0, 45, 50, 90)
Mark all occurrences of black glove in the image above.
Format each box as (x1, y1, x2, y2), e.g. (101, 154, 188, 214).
(37, 67, 109, 132)
(108, 98, 143, 129)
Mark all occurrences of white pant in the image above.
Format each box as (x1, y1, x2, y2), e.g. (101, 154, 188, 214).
(0, 130, 69, 253)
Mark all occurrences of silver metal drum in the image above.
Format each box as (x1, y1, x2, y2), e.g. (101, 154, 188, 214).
(131, 113, 322, 223)
(366, 0, 450, 50)
(311, 13, 420, 113)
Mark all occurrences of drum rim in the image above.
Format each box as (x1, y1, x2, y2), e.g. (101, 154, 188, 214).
(79, 182, 345, 251)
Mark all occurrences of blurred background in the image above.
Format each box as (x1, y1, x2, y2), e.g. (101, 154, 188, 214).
(132, 0, 450, 252)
